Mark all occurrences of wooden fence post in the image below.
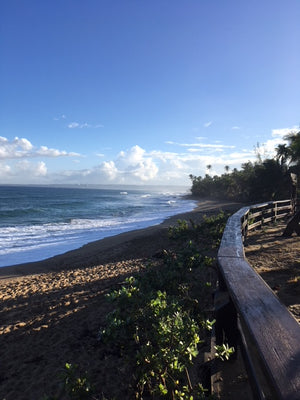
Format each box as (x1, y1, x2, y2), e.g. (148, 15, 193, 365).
(274, 202, 277, 222)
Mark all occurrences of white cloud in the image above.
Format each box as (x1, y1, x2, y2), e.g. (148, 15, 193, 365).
(115, 145, 159, 181)
(56, 145, 160, 185)
(34, 161, 47, 176)
(17, 160, 47, 176)
(0, 136, 32, 159)
(0, 136, 80, 159)
(271, 126, 299, 138)
(0, 162, 11, 175)
(67, 121, 103, 129)
(54, 114, 67, 121)
(232, 126, 241, 130)
(149, 150, 182, 163)
(101, 161, 118, 180)
(16, 137, 33, 150)
(257, 126, 299, 159)
(2, 126, 298, 186)
(0, 136, 81, 183)
(68, 122, 80, 128)
(90, 144, 255, 185)
(36, 146, 80, 157)
(167, 140, 235, 151)
(0, 136, 34, 159)
(41, 140, 255, 185)
(117, 145, 146, 165)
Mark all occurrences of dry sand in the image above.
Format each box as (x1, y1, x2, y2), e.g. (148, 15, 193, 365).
(0, 199, 240, 400)
(245, 221, 300, 324)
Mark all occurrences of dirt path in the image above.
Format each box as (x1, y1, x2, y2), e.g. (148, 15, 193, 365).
(245, 222, 300, 324)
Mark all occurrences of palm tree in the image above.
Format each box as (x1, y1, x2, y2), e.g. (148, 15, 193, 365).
(281, 130, 300, 236)
(224, 165, 230, 173)
(285, 131, 300, 164)
(206, 164, 212, 174)
(275, 144, 290, 167)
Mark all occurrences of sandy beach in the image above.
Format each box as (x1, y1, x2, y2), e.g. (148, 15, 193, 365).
(0, 199, 240, 399)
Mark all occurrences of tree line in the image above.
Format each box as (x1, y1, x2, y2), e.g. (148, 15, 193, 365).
(189, 131, 300, 203)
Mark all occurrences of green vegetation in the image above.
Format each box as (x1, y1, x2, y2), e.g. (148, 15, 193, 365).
(214, 344, 235, 362)
(44, 212, 232, 400)
(99, 213, 231, 399)
(61, 363, 93, 400)
(190, 131, 300, 202)
(42, 363, 93, 400)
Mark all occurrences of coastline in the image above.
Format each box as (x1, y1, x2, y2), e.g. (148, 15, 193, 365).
(0, 198, 240, 280)
(0, 198, 241, 400)
(0, 185, 196, 270)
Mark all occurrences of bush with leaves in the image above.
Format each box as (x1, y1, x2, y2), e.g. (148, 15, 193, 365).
(99, 212, 231, 399)
(42, 363, 93, 400)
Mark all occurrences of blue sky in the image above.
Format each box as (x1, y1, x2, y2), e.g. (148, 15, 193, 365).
(1, 0, 300, 187)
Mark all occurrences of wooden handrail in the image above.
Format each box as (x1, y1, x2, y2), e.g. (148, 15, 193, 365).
(217, 199, 300, 400)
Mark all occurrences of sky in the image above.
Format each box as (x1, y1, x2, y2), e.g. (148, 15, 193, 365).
(1, 0, 300, 187)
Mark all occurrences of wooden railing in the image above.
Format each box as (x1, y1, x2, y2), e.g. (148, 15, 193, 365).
(217, 199, 300, 400)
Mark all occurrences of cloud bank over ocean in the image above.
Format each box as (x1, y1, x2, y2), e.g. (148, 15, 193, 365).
(0, 126, 297, 185)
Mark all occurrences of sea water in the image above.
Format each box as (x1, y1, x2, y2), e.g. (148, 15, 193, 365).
(0, 185, 196, 267)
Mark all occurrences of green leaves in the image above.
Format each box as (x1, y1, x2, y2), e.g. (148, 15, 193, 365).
(98, 213, 229, 398)
(100, 270, 204, 397)
(214, 343, 235, 361)
(60, 363, 93, 400)
(201, 318, 216, 331)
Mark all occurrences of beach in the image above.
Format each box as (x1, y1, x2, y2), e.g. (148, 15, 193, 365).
(0, 200, 240, 399)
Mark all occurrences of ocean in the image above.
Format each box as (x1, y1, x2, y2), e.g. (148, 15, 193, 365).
(0, 185, 196, 268)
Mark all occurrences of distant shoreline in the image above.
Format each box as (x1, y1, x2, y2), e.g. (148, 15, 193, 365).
(0, 199, 241, 280)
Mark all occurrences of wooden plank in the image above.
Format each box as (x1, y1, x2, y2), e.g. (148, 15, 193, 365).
(277, 202, 292, 208)
(249, 210, 263, 219)
(277, 207, 292, 215)
(218, 209, 248, 258)
(262, 216, 273, 224)
(252, 203, 269, 209)
(217, 256, 300, 400)
(241, 220, 248, 230)
(276, 213, 289, 220)
(247, 221, 262, 230)
(277, 204, 292, 210)
(276, 200, 291, 205)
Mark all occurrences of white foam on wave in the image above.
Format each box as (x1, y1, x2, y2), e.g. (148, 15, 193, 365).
(0, 196, 197, 268)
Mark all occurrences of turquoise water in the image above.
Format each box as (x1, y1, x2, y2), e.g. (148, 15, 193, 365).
(0, 185, 196, 267)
